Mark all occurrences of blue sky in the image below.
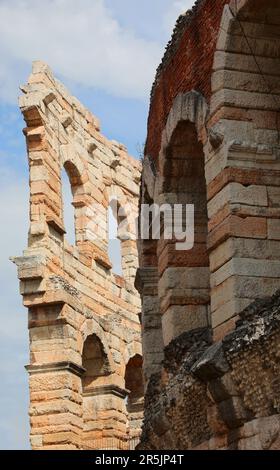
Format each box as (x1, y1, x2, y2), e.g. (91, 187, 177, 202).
(0, 0, 194, 449)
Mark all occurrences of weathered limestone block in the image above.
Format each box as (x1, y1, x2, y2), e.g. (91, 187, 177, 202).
(208, 183, 268, 219)
(162, 305, 209, 346)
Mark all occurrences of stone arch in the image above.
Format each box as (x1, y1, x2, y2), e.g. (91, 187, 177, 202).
(60, 143, 87, 186)
(159, 91, 208, 174)
(80, 318, 115, 374)
(82, 334, 111, 390)
(105, 185, 138, 281)
(211, 0, 280, 146)
(125, 340, 142, 366)
(206, 0, 280, 341)
(59, 144, 90, 247)
(156, 92, 210, 346)
(81, 321, 120, 450)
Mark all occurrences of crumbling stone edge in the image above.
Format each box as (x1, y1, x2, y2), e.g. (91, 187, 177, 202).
(138, 290, 280, 450)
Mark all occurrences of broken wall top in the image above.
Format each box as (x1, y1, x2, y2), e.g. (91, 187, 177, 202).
(16, 60, 141, 297)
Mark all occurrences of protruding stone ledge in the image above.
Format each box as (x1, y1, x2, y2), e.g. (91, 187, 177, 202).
(25, 361, 86, 377)
(83, 385, 129, 399)
(10, 255, 46, 281)
(46, 217, 66, 236)
(135, 267, 159, 295)
(23, 287, 84, 314)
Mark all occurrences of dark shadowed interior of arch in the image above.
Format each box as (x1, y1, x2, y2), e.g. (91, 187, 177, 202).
(158, 119, 210, 338)
(82, 334, 109, 390)
(164, 120, 209, 270)
(125, 354, 144, 402)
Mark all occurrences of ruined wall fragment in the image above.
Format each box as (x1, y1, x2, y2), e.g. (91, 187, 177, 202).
(13, 61, 142, 450)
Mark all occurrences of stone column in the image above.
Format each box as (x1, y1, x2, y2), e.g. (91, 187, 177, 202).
(27, 362, 84, 450)
(135, 268, 164, 384)
(126, 396, 144, 449)
(82, 385, 129, 450)
(205, 4, 280, 341)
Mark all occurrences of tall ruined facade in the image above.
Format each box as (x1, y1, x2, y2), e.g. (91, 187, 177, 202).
(13, 62, 143, 450)
(136, 0, 280, 450)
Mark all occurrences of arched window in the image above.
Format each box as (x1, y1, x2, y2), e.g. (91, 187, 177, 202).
(82, 334, 110, 391)
(81, 334, 114, 449)
(61, 166, 75, 245)
(108, 204, 122, 276)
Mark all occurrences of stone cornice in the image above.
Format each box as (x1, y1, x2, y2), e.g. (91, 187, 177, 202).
(25, 361, 86, 377)
(135, 267, 159, 294)
(83, 384, 129, 399)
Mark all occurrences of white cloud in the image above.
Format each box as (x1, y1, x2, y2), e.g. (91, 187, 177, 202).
(0, 0, 163, 102)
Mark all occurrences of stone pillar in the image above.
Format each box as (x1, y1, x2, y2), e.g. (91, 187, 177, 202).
(206, 3, 280, 341)
(157, 197, 210, 346)
(126, 396, 144, 449)
(27, 362, 84, 449)
(135, 268, 164, 384)
(82, 385, 129, 450)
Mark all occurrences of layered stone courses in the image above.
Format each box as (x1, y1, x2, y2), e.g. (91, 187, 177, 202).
(13, 0, 280, 452)
(137, 0, 280, 450)
(13, 61, 142, 450)
(140, 291, 280, 450)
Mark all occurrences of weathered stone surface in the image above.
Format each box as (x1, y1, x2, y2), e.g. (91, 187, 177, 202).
(191, 343, 229, 381)
(137, 0, 280, 451)
(14, 62, 143, 450)
(12, 0, 280, 452)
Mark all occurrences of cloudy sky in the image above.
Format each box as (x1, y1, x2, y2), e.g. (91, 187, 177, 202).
(0, 0, 195, 449)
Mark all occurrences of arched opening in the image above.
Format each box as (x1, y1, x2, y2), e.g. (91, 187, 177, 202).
(61, 166, 75, 245)
(108, 197, 138, 281)
(82, 334, 115, 450)
(125, 355, 144, 449)
(108, 203, 123, 276)
(159, 120, 210, 345)
(82, 334, 110, 391)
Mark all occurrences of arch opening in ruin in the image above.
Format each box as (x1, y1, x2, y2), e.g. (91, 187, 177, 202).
(61, 166, 76, 245)
(81, 333, 124, 450)
(82, 333, 111, 391)
(158, 119, 210, 346)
